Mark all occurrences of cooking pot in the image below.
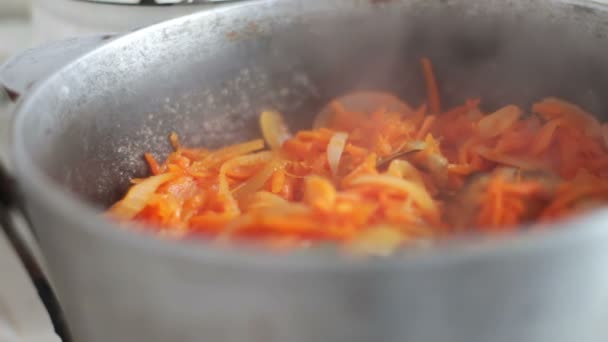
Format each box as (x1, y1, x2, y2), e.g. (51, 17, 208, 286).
(29, 0, 234, 44)
(3, 0, 608, 341)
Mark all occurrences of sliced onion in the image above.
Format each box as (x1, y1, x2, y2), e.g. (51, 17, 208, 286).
(233, 158, 287, 204)
(347, 225, 404, 257)
(327, 132, 349, 176)
(202, 139, 265, 168)
(304, 176, 337, 211)
(425, 153, 449, 185)
(477, 105, 522, 139)
(351, 175, 437, 214)
(386, 159, 425, 186)
(533, 98, 601, 137)
(475, 146, 546, 170)
(530, 118, 562, 155)
(218, 152, 274, 192)
(218, 151, 275, 216)
(247, 191, 289, 209)
(247, 191, 309, 214)
(260, 110, 291, 150)
(108, 173, 176, 220)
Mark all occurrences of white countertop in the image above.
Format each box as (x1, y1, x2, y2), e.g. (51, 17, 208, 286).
(0, 17, 29, 159)
(0, 20, 31, 68)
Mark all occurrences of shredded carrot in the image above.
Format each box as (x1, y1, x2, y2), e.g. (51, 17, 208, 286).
(416, 115, 436, 140)
(421, 57, 442, 115)
(108, 57, 608, 255)
(531, 118, 562, 155)
(144, 153, 161, 175)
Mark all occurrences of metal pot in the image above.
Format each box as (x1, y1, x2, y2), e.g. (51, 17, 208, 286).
(29, 0, 233, 44)
(3, 0, 608, 341)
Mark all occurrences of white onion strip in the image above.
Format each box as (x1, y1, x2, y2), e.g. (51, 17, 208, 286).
(108, 173, 176, 220)
(351, 175, 437, 214)
(260, 110, 291, 150)
(327, 132, 349, 176)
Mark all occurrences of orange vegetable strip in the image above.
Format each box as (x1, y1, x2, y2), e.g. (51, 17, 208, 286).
(108, 57, 608, 255)
(421, 57, 441, 114)
(144, 153, 162, 175)
(170, 132, 181, 150)
(416, 115, 437, 140)
(270, 170, 286, 194)
(477, 105, 522, 139)
(531, 119, 562, 155)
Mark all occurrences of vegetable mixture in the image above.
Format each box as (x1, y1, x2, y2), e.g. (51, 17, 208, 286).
(108, 58, 608, 255)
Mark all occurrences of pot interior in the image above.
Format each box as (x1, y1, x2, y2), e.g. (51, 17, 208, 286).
(17, 0, 608, 208)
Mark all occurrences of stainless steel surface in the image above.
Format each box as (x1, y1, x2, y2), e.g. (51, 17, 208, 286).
(30, 0, 236, 44)
(0, 34, 117, 97)
(5, 0, 608, 341)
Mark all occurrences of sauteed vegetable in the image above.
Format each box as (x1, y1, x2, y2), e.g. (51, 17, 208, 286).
(108, 58, 608, 255)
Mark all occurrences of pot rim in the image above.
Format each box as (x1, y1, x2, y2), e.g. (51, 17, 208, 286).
(11, 0, 608, 272)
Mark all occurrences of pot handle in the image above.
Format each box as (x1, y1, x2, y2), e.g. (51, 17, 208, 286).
(0, 33, 119, 101)
(0, 162, 73, 341)
(0, 34, 116, 341)
(0, 33, 119, 287)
